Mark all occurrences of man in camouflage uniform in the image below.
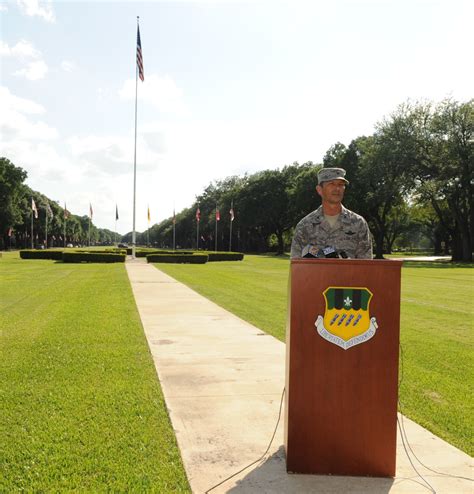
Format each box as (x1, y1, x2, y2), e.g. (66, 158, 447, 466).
(290, 167, 373, 259)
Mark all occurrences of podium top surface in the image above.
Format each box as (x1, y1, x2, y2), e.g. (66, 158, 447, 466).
(291, 258, 403, 268)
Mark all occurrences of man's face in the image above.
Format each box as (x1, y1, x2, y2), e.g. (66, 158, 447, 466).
(316, 179, 346, 204)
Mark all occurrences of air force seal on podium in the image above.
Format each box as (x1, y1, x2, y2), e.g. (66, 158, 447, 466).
(315, 286, 378, 350)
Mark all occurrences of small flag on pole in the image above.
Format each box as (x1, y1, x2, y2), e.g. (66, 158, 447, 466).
(115, 204, 119, 221)
(196, 207, 201, 222)
(46, 202, 53, 218)
(229, 207, 234, 222)
(216, 209, 220, 221)
(8, 227, 13, 237)
(32, 198, 38, 219)
(64, 203, 70, 219)
(89, 203, 93, 219)
(137, 24, 144, 82)
(147, 206, 151, 222)
(172, 209, 176, 224)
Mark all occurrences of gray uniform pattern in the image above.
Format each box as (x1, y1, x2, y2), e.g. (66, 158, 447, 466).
(290, 205, 373, 259)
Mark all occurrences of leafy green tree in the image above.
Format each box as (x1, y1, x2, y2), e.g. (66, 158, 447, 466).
(379, 99, 473, 261)
(0, 158, 28, 248)
(236, 164, 314, 254)
(323, 135, 411, 258)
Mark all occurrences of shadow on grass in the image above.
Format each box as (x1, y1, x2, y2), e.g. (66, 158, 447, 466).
(257, 253, 291, 261)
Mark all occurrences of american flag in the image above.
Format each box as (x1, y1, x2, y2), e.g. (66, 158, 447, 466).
(196, 207, 201, 222)
(229, 207, 234, 222)
(89, 203, 93, 219)
(137, 25, 144, 82)
(216, 209, 220, 221)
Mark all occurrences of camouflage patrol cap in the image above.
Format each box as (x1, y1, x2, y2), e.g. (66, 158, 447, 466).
(317, 167, 349, 185)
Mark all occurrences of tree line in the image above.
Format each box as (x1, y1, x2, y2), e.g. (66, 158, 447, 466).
(130, 98, 472, 261)
(2, 98, 472, 260)
(0, 158, 116, 249)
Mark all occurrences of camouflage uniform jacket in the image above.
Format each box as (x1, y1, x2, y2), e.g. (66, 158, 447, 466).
(290, 205, 373, 259)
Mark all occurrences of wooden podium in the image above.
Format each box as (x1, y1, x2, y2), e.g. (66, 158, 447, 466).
(284, 258, 402, 477)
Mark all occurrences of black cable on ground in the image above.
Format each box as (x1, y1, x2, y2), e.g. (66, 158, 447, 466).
(205, 387, 285, 494)
(397, 343, 473, 492)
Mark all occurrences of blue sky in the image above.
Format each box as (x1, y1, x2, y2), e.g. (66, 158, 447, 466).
(1, 0, 472, 233)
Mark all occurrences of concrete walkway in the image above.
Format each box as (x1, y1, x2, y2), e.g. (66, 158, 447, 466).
(126, 259, 473, 494)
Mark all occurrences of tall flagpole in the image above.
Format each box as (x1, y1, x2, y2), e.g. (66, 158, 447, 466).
(132, 17, 139, 258)
(132, 16, 144, 258)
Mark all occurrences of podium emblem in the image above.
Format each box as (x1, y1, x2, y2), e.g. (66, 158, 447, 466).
(315, 286, 378, 350)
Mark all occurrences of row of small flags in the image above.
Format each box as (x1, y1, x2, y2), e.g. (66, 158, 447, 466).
(7, 229, 68, 240)
(30, 199, 115, 221)
(29, 199, 236, 227)
(195, 206, 234, 222)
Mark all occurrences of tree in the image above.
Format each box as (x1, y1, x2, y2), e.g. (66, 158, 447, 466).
(0, 158, 28, 249)
(236, 163, 316, 254)
(378, 99, 473, 261)
(323, 136, 412, 258)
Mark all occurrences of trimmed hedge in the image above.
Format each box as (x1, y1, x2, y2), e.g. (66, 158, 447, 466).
(207, 252, 244, 262)
(135, 250, 195, 257)
(20, 250, 64, 260)
(76, 249, 127, 255)
(135, 250, 163, 258)
(62, 252, 126, 263)
(147, 254, 208, 264)
(158, 250, 194, 255)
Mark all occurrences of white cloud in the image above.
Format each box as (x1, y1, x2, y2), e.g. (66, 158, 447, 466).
(1, 39, 49, 80)
(0, 4, 7, 11)
(0, 86, 58, 142)
(13, 59, 48, 80)
(60, 60, 76, 72)
(0, 86, 45, 114)
(67, 133, 162, 177)
(0, 39, 41, 59)
(118, 74, 189, 116)
(16, 0, 55, 23)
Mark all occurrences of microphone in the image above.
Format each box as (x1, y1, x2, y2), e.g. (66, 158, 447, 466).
(301, 245, 348, 259)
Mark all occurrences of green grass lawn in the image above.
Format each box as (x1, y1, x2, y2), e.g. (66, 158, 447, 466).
(0, 252, 190, 493)
(155, 255, 474, 456)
